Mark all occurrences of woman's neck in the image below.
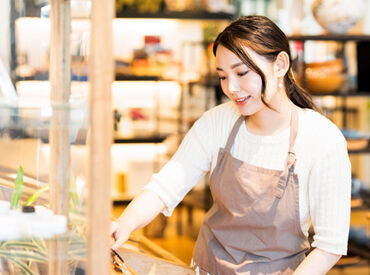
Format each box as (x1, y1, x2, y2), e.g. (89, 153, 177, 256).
(246, 93, 295, 136)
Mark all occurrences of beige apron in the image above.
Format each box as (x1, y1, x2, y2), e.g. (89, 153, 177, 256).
(192, 108, 310, 275)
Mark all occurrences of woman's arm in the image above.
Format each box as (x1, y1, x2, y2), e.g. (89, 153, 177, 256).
(111, 107, 223, 249)
(293, 248, 341, 275)
(111, 189, 165, 250)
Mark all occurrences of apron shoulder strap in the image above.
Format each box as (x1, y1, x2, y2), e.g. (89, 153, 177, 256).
(225, 116, 245, 152)
(276, 108, 299, 199)
(288, 107, 299, 158)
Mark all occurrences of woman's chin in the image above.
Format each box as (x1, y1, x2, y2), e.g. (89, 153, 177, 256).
(235, 105, 259, 116)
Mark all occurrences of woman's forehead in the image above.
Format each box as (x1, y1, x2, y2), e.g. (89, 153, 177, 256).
(215, 45, 265, 68)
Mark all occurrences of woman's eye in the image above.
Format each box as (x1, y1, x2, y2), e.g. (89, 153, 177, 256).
(218, 76, 226, 81)
(237, 71, 248, 77)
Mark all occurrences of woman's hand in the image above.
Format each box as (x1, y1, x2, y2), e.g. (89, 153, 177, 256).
(109, 189, 166, 250)
(110, 220, 133, 250)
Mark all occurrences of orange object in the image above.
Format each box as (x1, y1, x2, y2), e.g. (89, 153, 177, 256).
(297, 59, 344, 93)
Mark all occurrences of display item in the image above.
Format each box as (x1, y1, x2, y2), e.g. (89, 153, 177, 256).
(312, 0, 366, 33)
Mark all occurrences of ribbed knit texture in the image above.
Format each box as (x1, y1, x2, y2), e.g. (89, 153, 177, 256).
(145, 101, 351, 255)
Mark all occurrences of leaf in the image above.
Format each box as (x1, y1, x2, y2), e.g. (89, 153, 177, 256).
(5, 257, 35, 275)
(31, 239, 47, 254)
(25, 185, 49, 206)
(11, 166, 24, 209)
(69, 169, 79, 207)
(3, 241, 47, 257)
(0, 250, 48, 263)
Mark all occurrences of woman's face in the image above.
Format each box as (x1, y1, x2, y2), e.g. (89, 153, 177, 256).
(215, 45, 278, 116)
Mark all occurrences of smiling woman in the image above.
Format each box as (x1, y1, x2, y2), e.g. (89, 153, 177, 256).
(111, 15, 351, 275)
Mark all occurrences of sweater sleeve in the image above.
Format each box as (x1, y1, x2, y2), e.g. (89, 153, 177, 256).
(144, 114, 214, 217)
(308, 139, 351, 255)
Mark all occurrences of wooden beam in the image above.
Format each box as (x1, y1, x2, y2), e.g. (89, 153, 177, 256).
(49, 0, 71, 274)
(88, 0, 114, 274)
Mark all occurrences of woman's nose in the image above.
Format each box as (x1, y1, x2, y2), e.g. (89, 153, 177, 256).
(226, 77, 240, 95)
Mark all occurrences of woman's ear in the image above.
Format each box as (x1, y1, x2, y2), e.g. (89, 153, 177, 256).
(274, 51, 290, 78)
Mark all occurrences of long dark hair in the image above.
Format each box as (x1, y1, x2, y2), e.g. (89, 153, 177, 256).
(213, 15, 317, 111)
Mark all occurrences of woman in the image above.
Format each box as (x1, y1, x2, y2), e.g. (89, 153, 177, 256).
(111, 16, 351, 274)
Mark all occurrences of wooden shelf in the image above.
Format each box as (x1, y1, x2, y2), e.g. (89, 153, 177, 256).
(112, 193, 134, 204)
(114, 135, 168, 144)
(116, 10, 234, 20)
(288, 34, 370, 42)
(310, 91, 370, 97)
(115, 75, 163, 81)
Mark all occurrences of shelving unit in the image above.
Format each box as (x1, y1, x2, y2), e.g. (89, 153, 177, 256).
(289, 35, 370, 265)
(289, 34, 370, 150)
(110, 12, 232, 204)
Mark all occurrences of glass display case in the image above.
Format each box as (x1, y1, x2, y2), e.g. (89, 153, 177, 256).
(0, 102, 88, 274)
(0, 0, 113, 274)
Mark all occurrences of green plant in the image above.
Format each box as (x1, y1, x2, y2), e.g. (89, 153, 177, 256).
(0, 166, 88, 274)
(11, 166, 24, 209)
(25, 185, 49, 207)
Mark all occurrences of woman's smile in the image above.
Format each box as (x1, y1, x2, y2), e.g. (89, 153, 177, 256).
(234, 96, 251, 106)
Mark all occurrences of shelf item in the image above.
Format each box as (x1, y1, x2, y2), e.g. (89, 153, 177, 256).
(342, 129, 370, 153)
(348, 144, 370, 154)
(296, 59, 344, 94)
(116, 10, 233, 20)
(347, 138, 369, 152)
(311, 0, 366, 34)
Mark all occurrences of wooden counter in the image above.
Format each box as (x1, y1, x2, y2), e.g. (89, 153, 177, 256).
(115, 235, 194, 275)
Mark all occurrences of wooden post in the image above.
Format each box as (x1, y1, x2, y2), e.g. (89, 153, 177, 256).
(49, 0, 71, 274)
(88, 0, 114, 274)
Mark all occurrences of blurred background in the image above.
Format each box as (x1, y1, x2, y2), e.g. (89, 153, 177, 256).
(0, 0, 369, 274)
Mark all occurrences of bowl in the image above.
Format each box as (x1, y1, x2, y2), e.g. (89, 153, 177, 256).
(296, 59, 344, 94)
(312, 0, 366, 34)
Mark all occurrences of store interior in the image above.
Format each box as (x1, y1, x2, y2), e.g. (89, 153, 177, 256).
(0, 0, 369, 274)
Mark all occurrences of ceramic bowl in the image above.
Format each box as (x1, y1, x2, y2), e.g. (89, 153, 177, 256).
(312, 0, 366, 33)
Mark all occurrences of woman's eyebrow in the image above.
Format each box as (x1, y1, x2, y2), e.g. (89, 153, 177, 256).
(216, 62, 244, 71)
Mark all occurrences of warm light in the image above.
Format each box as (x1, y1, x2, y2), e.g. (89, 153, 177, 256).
(113, 19, 179, 35)
(16, 81, 89, 108)
(112, 144, 168, 160)
(112, 81, 181, 109)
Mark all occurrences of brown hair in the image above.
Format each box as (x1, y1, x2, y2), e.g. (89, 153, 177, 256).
(213, 15, 317, 111)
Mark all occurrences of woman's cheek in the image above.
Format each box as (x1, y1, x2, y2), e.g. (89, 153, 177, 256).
(220, 82, 231, 98)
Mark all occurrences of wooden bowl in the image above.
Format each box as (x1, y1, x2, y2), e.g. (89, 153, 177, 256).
(297, 59, 344, 94)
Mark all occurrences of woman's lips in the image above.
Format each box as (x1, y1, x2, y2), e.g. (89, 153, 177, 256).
(234, 96, 251, 106)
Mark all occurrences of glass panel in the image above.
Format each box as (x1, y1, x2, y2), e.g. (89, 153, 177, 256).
(1, 1, 91, 274)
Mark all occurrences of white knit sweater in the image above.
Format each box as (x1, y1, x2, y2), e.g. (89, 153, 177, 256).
(145, 101, 351, 255)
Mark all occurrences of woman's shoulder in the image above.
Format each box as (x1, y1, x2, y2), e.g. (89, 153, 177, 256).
(299, 108, 346, 146)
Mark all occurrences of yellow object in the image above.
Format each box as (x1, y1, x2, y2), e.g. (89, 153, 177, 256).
(116, 172, 127, 193)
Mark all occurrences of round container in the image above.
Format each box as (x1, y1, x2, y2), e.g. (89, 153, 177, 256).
(297, 59, 344, 94)
(312, 0, 366, 33)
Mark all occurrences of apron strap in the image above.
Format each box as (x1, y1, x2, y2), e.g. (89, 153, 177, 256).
(225, 116, 245, 152)
(276, 107, 299, 199)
